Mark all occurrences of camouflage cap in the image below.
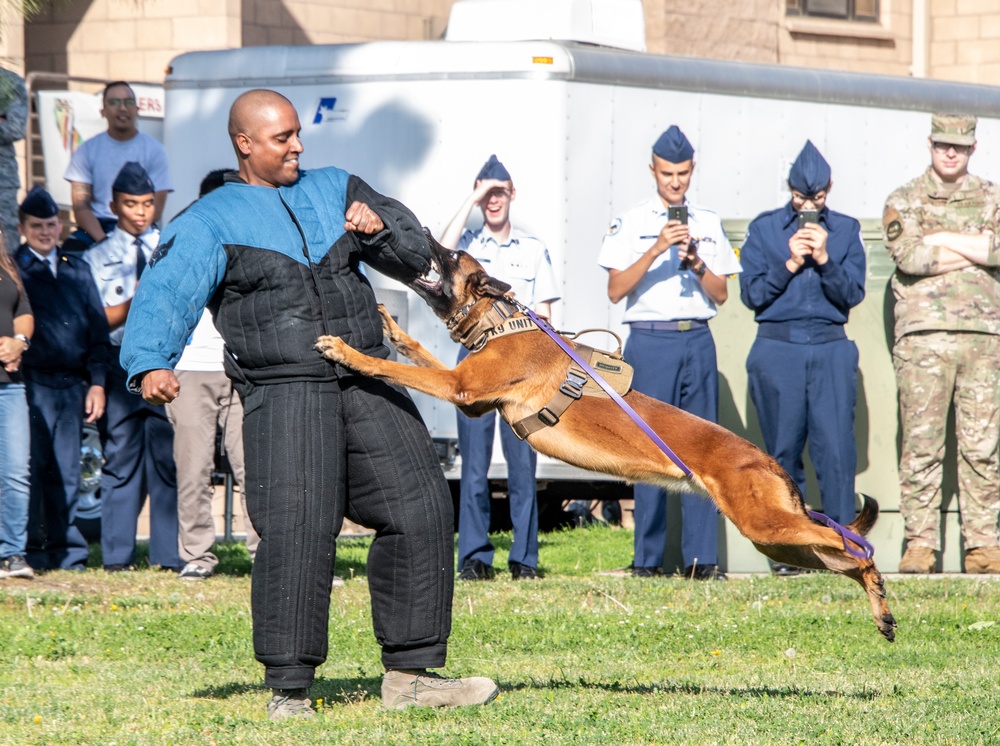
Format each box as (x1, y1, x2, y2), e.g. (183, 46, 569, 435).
(930, 113, 977, 146)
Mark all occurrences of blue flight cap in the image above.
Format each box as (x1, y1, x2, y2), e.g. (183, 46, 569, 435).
(112, 161, 155, 196)
(19, 185, 59, 218)
(788, 140, 831, 195)
(652, 125, 694, 162)
(475, 154, 512, 182)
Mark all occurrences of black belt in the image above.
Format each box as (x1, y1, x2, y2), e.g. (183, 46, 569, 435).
(628, 320, 708, 332)
(755, 323, 846, 344)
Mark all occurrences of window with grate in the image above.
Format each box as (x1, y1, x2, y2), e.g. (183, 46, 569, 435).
(786, 0, 878, 22)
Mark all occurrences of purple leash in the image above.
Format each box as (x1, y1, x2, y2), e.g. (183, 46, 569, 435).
(520, 305, 693, 478)
(520, 305, 876, 561)
(807, 510, 875, 560)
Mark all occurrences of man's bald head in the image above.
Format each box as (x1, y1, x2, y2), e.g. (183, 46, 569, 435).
(228, 89, 295, 140)
(228, 89, 304, 188)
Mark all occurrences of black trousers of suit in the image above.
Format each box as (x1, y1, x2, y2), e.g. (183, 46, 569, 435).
(241, 376, 454, 690)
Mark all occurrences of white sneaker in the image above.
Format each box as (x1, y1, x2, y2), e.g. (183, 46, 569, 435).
(178, 562, 213, 580)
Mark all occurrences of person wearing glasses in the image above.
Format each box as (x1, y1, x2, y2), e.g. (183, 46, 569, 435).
(63, 81, 172, 252)
(739, 141, 866, 577)
(884, 113, 1000, 575)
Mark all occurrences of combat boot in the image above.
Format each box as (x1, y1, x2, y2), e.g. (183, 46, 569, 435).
(964, 546, 1000, 574)
(898, 545, 936, 573)
(381, 669, 498, 709)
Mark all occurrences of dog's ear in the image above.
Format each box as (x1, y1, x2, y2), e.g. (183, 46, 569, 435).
(471, 271, 512, 298)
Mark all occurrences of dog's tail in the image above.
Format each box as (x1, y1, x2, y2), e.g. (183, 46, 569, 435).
(847, 493, 879, 537)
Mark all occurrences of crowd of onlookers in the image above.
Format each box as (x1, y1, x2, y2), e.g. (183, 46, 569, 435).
(1, 71, 998, 590)
(0, 77, 256, 581)
(3, 73, 1000, 716)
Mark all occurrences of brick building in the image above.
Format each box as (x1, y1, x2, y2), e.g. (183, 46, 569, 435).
(1, 0, 999, 196)
(0, 1, 996, 86)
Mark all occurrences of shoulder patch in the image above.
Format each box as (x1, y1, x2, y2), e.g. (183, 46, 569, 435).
(883, 207, 902, 242)
(150, 235, 174, 267)
(606, 217, 622, 236)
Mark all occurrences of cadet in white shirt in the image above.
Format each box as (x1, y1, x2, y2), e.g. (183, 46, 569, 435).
(598, 125, 741, 580)
(84, 162, 178, 573)
(440, 154, 559, 581)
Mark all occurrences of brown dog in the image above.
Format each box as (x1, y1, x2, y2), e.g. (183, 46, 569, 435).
(315, 237, 897, 642)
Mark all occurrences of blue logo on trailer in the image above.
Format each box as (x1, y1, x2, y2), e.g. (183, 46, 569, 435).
(314, 97, 347, 123)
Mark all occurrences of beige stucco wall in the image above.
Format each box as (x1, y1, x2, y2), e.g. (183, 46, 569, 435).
(241, 0, 456, 47)
(928, 0, 1000, 84)
(643, 0, 779, 62)
(654, 0, 1000, 86)
(1, 2, 25, 74)
(18, 1, 1000, 87)
(26, 0, 242, 84)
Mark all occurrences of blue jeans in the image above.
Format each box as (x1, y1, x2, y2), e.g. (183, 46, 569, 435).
(0, 382, 31, 558)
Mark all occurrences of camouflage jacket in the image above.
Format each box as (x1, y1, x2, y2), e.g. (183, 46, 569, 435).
(883, 167, 1000, 340)
(0, 68, 27, 189)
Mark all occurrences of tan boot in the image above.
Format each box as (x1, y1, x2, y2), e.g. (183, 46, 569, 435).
(964, 546, 1000, 574)
(382, 669, 499, 709)
(898, 545, 936, 573)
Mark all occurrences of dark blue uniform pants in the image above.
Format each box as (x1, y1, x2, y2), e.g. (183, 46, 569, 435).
(625, 326, 720, 570)
(241, 377, 454, 690)
(746, 336, 859, 525)
(456, 346, 539, 570)
(25, 379, 91, 570)
(100, 355, 179, 568)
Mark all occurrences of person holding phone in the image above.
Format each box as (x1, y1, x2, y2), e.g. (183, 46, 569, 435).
(598, 125, 741, 580)
(738, 140, 866, 576)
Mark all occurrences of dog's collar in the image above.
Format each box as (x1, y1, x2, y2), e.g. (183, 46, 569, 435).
(448, 297, 533, 351)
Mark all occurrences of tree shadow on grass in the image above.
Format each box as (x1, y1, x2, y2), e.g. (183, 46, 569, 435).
(502, 678, 886, 700)
(192, 675, 886, 704)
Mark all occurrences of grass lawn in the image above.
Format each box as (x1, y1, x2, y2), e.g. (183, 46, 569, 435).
(1, 524, 999, 745)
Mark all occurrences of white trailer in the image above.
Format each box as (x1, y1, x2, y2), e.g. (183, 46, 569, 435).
(163, 38, 1000, 570)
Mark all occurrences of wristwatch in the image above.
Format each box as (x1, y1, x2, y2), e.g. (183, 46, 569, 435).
(691, 261, 707, 277)
(14, 333, 30, 350)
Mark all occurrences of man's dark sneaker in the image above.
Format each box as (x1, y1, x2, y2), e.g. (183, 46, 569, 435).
(771, 563, 803, 577)
(178, 562, 213, 581)
(103, 564, 134, 573)
(458, 558, 495, 581)
(0, 554, 34, 579)
(510, 562, 539, 580)
(381, 669, 499, 709)
(683, 564, 727, 581)
(267, 688, 315, 720)
(631, 566, 664, 578)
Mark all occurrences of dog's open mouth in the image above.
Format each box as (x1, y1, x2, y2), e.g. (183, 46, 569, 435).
(413, 258, 443, 295)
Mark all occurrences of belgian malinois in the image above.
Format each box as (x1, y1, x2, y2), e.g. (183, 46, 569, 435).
(315, 237, 896, 642)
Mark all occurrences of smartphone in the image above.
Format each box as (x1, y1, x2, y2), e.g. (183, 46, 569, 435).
(668, 205, 688, 225)
(798, 209, 819, 230)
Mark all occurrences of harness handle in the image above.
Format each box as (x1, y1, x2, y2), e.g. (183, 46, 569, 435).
(519, 304, 694, 478)
(564, 328, 624, 357)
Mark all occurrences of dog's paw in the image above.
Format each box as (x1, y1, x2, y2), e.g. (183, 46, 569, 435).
(315, 335, 349, 362)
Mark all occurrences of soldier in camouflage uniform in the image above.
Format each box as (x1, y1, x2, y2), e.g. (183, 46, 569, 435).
(0, 68, 28, 253)
(883, 113, 1000, 574)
